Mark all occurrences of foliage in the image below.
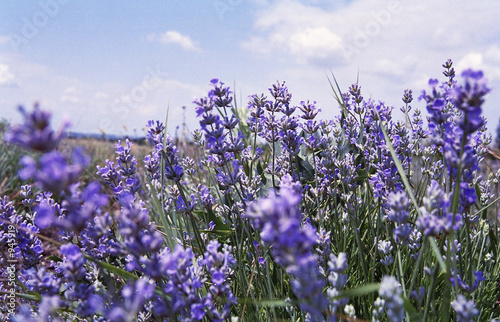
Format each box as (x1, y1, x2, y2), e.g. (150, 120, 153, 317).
(1, 60, 500, 321)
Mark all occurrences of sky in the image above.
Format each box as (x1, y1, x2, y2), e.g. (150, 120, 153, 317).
(1, 0, 500, 138)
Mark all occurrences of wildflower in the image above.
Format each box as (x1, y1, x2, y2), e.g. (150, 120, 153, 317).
(106, 277, 155, 322)
(114, 199, 163, 256)
(411, 286, 425, 307)
(247, 174, 327, 319)
(20, 150, 83, 193)
(451, 295, 478, 321)
(326, 252, 349, 317)
(372, 297, 386, 321)
(451, 270, 485, 293)
(38, 296, 60, 321)
(146, 120, 165, 145)
(344, 304, 356, 318)
(416, 179, 463, 235)
(378, 240, 394, 266)
(386, 191, 410, 224)
(59, 243, 86, 281)
(247, 93, 267, 133)
(23, 267, 61, 296)
(299, 100, 320, 121)
(378, 276, 404, 321)
(20, 184, 34, 208)
(201, 240, 237, 320)
(1, 196, 43, 268)
(4, 104, 69, 153)
(451, 69, 490, 135)
(57, 181, 108, 232)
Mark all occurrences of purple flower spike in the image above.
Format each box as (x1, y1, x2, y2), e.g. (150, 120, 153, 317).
(34, 199, 56, 229)
(451, 295, 478, 321)
(5, 104, 69, 153)
(247, 175, 327, 319)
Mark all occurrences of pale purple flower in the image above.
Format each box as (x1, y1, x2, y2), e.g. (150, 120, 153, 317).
(5, 104, 69, 153)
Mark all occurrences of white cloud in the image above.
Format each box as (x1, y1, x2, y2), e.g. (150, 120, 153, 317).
(241, 0, 407, 67)
(242, 0, 500, 72)
(148, 31, 200, 51)
(456, 53, 484, 73)
(0, 64, 15, 86)
(289, 27, 343, 65)
(60, 86, 83, 104)
(240, 0, 500, 134)
(0, 35, 10, 45)
(94, 92, 109, 100)
(454, 50, 500, 81)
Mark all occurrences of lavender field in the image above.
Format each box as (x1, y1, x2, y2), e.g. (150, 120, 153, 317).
(1, 59, 500, 321)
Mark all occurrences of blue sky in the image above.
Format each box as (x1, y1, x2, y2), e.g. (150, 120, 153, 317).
(1, 0, 500, 137)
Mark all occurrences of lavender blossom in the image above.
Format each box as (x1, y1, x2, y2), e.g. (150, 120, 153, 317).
(201, 240, 237, 321)
(112, 198, 163, 256)
(0, 196, 43, 268)
(20, 150, 84, 193)
(451, 295, 478, 321)
(4, 104, 69, 153)
(451, 69, 490, 135)
(106, 277, 155, 322)
(416, 179, 462, 235)
(247, 174, 327, 319)
(386, 191, 410, 224)
(326, 252, 349, 318)
(378, 276, 404, 321)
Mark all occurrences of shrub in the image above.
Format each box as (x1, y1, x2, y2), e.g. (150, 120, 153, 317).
(1, 60, 499, 321)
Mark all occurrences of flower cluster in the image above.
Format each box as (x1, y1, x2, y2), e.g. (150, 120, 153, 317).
(0, 59, 498, 321)
(247, 175, 328, 319)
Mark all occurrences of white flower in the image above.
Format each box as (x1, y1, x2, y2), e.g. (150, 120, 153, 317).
(344, 304, 356, 317)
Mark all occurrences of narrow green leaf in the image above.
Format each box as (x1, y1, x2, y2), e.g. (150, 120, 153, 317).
(474, 195, 500, 219)
(429, 237, 447, 273)
(337, 283, 380, 299)
(378, 121, 419, 211)
(296, 155, 315, 182)
(0, 291, 42, 301)
(441, 270, 452, 322)
(403, 295, 423, 321)
(489, 228, 498, 258)
(83, 255, 139, 281)
(146, 175, 176, 250)
(46, 254, 63, 262)
(206, 209, 229, 232)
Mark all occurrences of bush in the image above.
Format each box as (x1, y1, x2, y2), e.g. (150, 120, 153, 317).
(1, 60, 499, 321)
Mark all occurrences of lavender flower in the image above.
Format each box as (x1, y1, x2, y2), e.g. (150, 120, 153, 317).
(386, 191, 410, 224)
(416, 179, 462, 235)
(450, 69, 490, 135)
(20, 150, 84, 193)
(57, 181, 109, 232)
(378, 276, 404, 321)
(59, 243, 87, 281)
(23, 267, 61, 295)
(201, 240, 237, 321)
(146, 119, 165, 145)
(247, 174, 327, 319)
(149, 245, 207, 319)
(20, 185, 34, 208)
(97, 139, 141, 199)
(0, 196, 43, 268)
(106, 277, 155, 322)
(4, 104, 69, 153)
(326, 252, 349, 317)
(451, 270, 485, 293)
(451, 295, 478, 321)
(378, 240, 394, 266)
(112, 198, 163, 256)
